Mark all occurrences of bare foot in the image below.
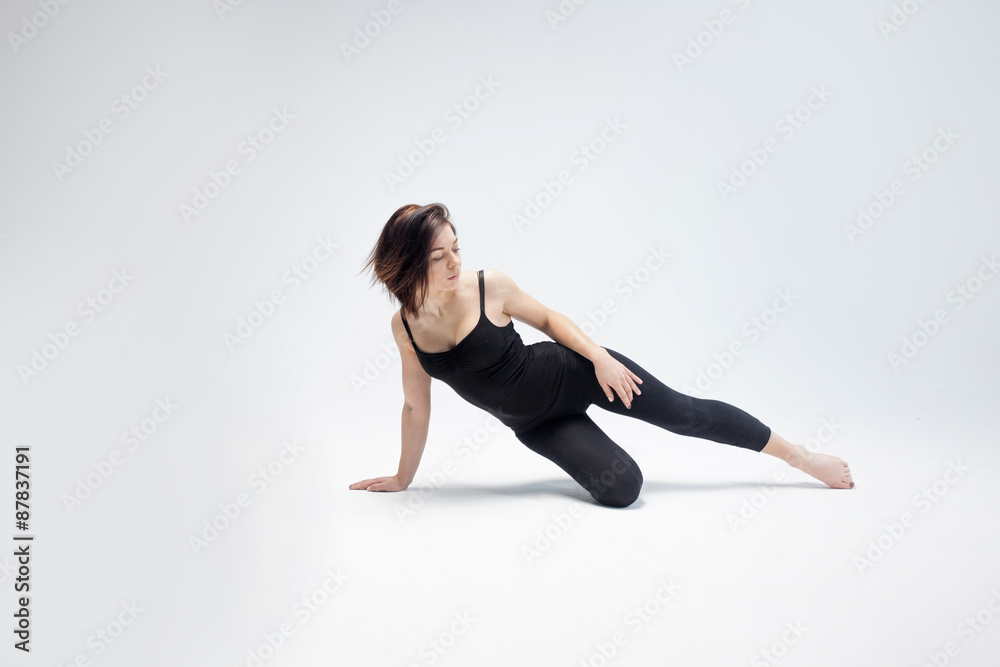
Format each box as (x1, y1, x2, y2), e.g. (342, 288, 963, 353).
(791, 449, 854, 489)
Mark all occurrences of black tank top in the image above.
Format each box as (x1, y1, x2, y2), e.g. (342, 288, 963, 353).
(400, 269, 569, 436)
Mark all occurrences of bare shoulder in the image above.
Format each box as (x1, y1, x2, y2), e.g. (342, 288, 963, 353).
(482, 267, 519, 294)
(484, 268, 551, 327)
(390, 308, 431, 387)
(389, 309, 412, 349)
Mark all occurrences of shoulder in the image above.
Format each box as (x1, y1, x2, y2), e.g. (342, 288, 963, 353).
(390, 308, 415, 350)
(484, 268, 550, 325)
(481, 267, 519, 292)
(390, 308, 407, 334)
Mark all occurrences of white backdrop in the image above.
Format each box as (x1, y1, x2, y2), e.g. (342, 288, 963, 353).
(2, 1, 999, 665)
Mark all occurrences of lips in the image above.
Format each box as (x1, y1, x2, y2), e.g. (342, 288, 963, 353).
(448, 273, 459, 280)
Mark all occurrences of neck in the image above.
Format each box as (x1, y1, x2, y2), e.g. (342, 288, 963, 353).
(421, 283, 458, 317)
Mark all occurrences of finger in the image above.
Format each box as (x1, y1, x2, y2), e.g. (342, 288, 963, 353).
(620, 375, 634, 401)
(603, 384, 614, 402)
(614, 364, 634, 385)
(618, 364, 640, 386)
(616, 383, 633, 409)
(628, 370, 642, 392)
(349, 479, 374, 489)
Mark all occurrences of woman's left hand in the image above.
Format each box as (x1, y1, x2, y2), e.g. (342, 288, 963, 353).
(592, 349, 642, 409)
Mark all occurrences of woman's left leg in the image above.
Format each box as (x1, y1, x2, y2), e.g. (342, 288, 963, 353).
(581, 348, 772, 452)
(568, 347, 854, 489)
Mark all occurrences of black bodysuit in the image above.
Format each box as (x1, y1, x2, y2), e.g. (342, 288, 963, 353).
(401, 269, 572, 437)
(401, 269, 771, 507)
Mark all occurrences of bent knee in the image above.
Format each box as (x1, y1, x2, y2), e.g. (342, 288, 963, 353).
(591, 467, 643, 508)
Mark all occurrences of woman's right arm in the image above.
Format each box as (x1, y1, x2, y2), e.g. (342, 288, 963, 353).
(349, 311, 431, 492)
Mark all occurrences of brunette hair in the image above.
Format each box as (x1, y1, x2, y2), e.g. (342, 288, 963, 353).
(361, 203, 457, 319)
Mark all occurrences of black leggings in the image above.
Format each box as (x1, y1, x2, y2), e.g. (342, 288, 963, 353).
(515, 348, 772, 508)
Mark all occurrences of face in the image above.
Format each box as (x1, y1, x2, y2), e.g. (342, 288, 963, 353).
(427, 224, 461, 292)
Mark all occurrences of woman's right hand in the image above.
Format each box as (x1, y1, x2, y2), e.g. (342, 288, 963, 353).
(349, 475, 408, 492)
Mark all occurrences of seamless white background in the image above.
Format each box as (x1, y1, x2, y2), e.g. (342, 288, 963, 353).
(1, 1, 999, 666)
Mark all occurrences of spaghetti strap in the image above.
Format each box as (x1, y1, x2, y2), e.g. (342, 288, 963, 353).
(478, 269, 485, 314)
(400, 312, 416, 344)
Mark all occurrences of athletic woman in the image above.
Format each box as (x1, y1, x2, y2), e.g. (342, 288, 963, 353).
(349, 203, 853, 507)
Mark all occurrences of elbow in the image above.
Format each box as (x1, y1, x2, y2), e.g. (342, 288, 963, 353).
(544, 310, 565, 340)
(540, 309, 555, 337)
(403, 400, 431, 416)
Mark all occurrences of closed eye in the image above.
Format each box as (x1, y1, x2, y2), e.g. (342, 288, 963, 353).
(433, 247, 460, 261)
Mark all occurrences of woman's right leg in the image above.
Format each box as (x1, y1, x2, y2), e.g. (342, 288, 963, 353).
(516, 412, 643, 508)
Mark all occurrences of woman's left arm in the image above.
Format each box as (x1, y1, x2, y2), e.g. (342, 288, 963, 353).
(490, 268, 642, 408)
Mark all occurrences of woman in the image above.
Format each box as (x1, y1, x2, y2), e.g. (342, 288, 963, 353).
(350, 203, 853, 507)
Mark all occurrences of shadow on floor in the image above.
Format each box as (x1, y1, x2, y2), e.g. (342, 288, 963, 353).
(396, 477, 831, 508)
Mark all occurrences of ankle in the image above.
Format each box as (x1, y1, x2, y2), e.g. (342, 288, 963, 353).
(762, 434, 807, 467)
(785, 444, 809, 469)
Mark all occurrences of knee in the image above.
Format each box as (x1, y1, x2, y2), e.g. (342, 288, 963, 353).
(590, 462, 643, 508)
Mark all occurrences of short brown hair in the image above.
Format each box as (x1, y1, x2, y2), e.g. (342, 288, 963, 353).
(361, 203, 457, 319)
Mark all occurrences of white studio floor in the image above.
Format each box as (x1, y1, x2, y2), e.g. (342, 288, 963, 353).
(328, 391, 1000, 667)
(14, 348, 998, 667)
